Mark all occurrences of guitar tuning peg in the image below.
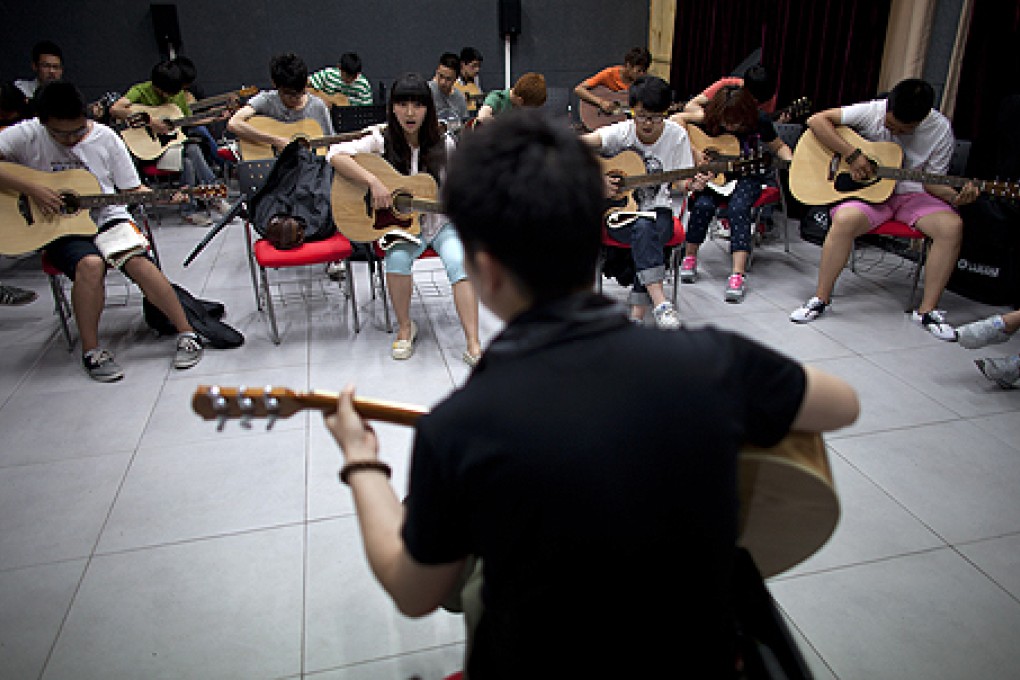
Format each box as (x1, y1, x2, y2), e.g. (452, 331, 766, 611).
(208, 386, 229, 432)
(237, 384, 254, 429)
(263, 385, 279, 431)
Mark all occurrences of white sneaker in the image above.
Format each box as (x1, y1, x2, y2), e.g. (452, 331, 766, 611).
(957, 315, 1013, 349)
(975, 355, 1020, 388)
(912, 310, 957, 341)
(790, 296, 828, 323)
(652, 301, 681, 330)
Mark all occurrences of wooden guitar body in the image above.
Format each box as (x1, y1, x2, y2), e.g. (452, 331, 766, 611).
(454, 81, 484, 113)
(579, 86, 631, 131)
(238, 116, 326, 160)
(599, 149, 646, 221)
(686, 124, 742, 189)
(118, 103, 187, 161)
(192, 385, 840, 578)
(0, 165, 101, 254)
(330, 154, 439, 243)
(308, 88, 350, 109)
(789, 127, 904, 205)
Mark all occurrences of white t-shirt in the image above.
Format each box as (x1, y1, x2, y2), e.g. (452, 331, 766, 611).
(840, 98, 954, 195)
(0, 118, 140, 226)
(597, 119, 695, 210)
(327, 125, 454, 241)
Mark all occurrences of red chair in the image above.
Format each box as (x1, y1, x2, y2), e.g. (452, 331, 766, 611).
(850, 220, 928, 312)
(594, 215, 686, 306)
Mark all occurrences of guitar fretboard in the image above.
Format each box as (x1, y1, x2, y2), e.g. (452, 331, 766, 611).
(72, 186, 219, 210)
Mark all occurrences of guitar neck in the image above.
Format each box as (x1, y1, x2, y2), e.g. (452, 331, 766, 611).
(393, 196, 442, 214)
(875, 166, 971, 189)
(306, 129, 377, 149)
(618, 161, 731, 189)
(74, 186, 215, 210)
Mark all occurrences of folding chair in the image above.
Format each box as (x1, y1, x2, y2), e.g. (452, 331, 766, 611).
(594, 215, 687, 306)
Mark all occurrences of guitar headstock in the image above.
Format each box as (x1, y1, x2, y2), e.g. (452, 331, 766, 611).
(237, 86, 259, 98)
(985, 180, 1020, 201)
(726, 151, 773, 177)
(783, 97, 812, 123)
(192, 385, 307, 430)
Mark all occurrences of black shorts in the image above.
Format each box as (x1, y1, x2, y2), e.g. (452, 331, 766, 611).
(45, 219, 149, 279)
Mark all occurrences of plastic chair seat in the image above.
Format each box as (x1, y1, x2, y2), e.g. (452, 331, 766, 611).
(753, 185, 781, 207)
(596, 216, 686, 305)
(602, 217, 685, 249)
(851, 220, 929, 312)
(866, 220, 919, 238)
(254, 233, 354, 268)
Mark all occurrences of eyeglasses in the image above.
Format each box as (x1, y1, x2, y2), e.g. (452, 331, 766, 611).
(278, 88, 305, 98)
(46, 124, 88, 140)
(632, 113, 664, 124)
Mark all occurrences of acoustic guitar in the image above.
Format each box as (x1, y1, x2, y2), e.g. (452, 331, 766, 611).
(789, 126, 1020, 206)
(236, 116, 329, 160)
(192, 385, 840, 578)
(308, 88, 350, 109)
(0, 163, 226, 255)
(453, 81, 486, 113)
(330, 154, 440, 244)
(770, 96, 812, 123)
(118, 102, 234, 161)
(685, 124, 742, 195)
(600, 150, 772, 228)
(578, 86, 632, 131)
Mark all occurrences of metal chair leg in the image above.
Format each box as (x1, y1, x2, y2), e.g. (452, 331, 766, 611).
(259, 266, 280, 344)
(48, 273, 75, 351)
(345, 260, 360, 333)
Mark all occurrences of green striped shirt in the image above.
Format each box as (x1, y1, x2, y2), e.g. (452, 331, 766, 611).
(308, 68, 373, 106)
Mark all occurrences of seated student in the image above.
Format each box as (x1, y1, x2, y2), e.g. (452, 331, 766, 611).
(677, 85, 793, 303)
(790, 78, 979, 339)
(677, 63, 782, 125)
(0, 81, 203, 381)
(327, 73, 481, 365)
(427, 52, 469, 129)
(581, 76, 710, 328)
(228, 52, 335, 152)
(457, 46, 483, 90)
(109, 60, 227, 225)
(573, 46, 651, 117)
(322, 109, 860, 679)
(14, 40, 64, 101)
(474, 72, 546, 123)
(957, 310, 1020, 388)
(308, 52, 373, 106)
(171, 56, 231, 171)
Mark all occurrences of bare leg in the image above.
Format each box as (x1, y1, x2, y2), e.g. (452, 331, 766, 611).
(452, 279, 482, 357)
(386, 272, 414, 340)
(815, 208, 872, 302)
(121, 256, 193, 333)
(71, 255, 107, 353)
(913, 211, 963, 314)
(732, 250, 749, 275)
(1003, 310, 1020, 334)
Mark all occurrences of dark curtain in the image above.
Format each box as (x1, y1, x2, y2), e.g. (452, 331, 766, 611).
(952, 3, 1020, 178)
(670, 0, 891, 113)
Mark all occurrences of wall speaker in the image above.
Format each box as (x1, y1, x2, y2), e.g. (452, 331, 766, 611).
(499, 0, 521, 36)
(150, 4, 182, 59)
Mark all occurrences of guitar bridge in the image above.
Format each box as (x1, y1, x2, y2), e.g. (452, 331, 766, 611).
(17, 194, 34, 225)
(827, 154, 840, 181)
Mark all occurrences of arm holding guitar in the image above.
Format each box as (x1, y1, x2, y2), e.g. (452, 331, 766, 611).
(227, 106, 290, 152)
(328, 153, 393, 210)
(807, 110, 874, 181)
(573, 83, 615, 115)
(0, 159, 64, 215)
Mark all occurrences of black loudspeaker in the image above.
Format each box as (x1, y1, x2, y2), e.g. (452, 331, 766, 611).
(151, 4, 182, 59)
(499, 0, 521, 36)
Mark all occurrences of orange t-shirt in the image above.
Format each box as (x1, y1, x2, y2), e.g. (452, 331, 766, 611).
(582, 66, 628, 92)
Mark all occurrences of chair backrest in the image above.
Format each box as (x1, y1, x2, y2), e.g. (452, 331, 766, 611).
(950, 139, 971, 176)
(774, 123, 805, 150)
(334, 104, 388, 133)
(236, 159, 277, 198)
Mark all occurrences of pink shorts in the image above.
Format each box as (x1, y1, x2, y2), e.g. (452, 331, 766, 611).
(831, 192, 955, 229)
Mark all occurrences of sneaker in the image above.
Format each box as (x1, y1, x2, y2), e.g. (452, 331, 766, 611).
(957, 314, 1014, 349)
(391, 321, 418, 360)
(0, 283, 38, 306)
(652, 301, 681, 330)
(724, 273, 746, 303)
(679, 256, 698, 283)
(325, 261, 346, 282)
(715, 218, 731, 239)
(211, 198, 234, 216)
(182, 212, 212, 226)
(790, 296, 828, 323)
(173, 332, 204, 369)
(912, 310, 957, 341)
(82, 349, 124, 382)
(974, 355, 1020, 388)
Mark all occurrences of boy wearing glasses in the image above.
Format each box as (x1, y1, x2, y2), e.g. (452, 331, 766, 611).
(228, 52, 335, 153)
(582, 76, 710, 329)
(0, 81, 203, 381)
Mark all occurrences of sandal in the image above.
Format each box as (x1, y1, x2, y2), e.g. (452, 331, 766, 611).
(391, 321, 418, 360)
(462, 350, 481, 367)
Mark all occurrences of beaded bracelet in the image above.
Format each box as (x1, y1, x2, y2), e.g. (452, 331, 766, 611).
(339, 460, 392, 485)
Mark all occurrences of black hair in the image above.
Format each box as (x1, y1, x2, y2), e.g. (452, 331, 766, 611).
(33, 80, 86, 122)
(887, 78, 935, 124)
(151, 60, 184, 95)
(339, 52, 362, 76)
(270, 52, 309, 91)
(628, 76, 672, 113)
(383, 73, 445, 183)
(459, 47, 483, 65)
(0, 81, 29, 119)
(442, 110, 603, 302)
(173, 56, 197, 85)
(742, 64, 775, 103)
(438, 52, 461, 73)
(624, 47, 651, 70)
(32, 40, 63, 64)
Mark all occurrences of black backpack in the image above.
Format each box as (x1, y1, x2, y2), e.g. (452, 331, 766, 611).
(143, 284, 244, 349)
(249, 140, 337, 243)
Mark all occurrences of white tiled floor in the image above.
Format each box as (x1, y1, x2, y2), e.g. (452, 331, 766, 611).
(0, 213, 1018, 679)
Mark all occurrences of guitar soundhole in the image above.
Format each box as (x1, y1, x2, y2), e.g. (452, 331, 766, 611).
(833, 172, 878, 192)
(58, 192, 79, 215)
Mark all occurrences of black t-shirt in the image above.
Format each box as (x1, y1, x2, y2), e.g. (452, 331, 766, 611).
(402, 294, 805, 678)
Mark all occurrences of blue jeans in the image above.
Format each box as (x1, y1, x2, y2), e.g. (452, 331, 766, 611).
(607, 207, 673, 307)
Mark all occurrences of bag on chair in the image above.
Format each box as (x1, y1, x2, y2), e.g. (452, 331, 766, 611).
(249, 140, 337, 245)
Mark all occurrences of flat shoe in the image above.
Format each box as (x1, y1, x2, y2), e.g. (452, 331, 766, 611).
(462, 350, 481, 367)
(391, 320, 418, 360)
